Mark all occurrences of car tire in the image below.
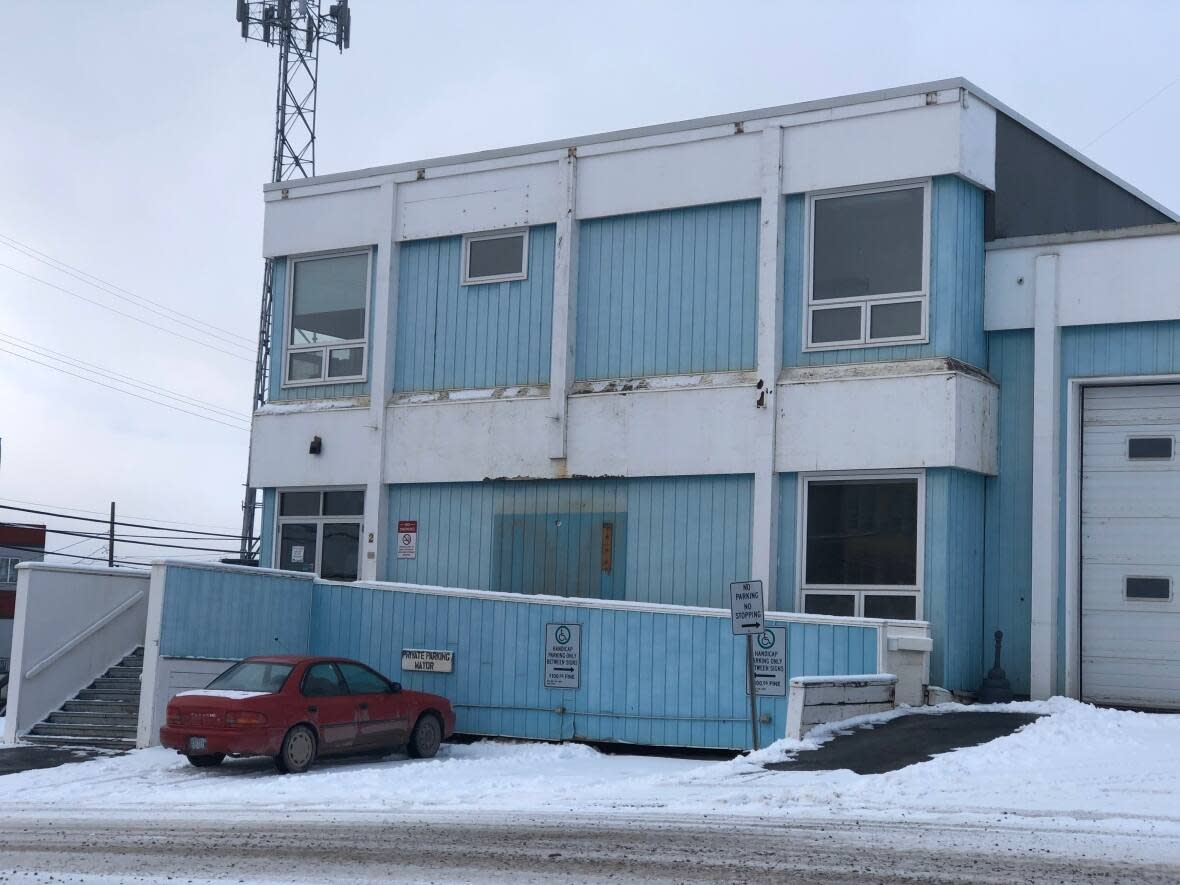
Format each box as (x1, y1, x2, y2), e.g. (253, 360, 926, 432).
(407, 713, 443, 759)
(186, 753, 226, 768)
(274, 725, 318, 774)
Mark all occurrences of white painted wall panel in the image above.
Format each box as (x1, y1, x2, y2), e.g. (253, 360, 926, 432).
(263, 186, 385, 257)
(397, 164, 560, 240)
(576, 135, 761, 219)
(775, 370, 997, 474)
(986, 232, 1180, 331)
(249, 406, 373, 488)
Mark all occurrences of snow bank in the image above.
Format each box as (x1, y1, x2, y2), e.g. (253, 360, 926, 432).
(1, 699, 1178, 839)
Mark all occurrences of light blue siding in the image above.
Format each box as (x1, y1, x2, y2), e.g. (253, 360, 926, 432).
(1055, 321, 1180, 690)
(983, 329, 1034, 696)
(782, 176, 985, 369)
(154, 561, 883, 750)
(776, 473, 799, 612)
(925, 467, 986, 692)
(575, 201, 759, 380)
(394, 226, 556, 392)
(258, 488, 276, 569)
(159, 565, 312, 659)
(386, 476, 753, 608)
(268, 254, 375, 402)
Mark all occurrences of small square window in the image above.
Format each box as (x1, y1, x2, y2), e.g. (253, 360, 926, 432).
(1128, 437, 1173, 460)
(288, 351, 323, 382)
(1126, 577, 1171, 600)
(869, 300, 923, 340)
(463, 230, 528, 284)
(280, 491, 321, 517)
(863, 594, 918, 620)
(810, 306, 862, 345)
(803, 593, 856, 616)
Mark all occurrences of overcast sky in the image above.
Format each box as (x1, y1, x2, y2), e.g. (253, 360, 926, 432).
(2, 0, 1178, 564)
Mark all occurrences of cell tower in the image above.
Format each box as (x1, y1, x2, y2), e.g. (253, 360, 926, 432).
(234, 0, 352, 561)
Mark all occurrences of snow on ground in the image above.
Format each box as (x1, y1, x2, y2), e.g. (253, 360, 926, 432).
(2, 699, 1179, 844)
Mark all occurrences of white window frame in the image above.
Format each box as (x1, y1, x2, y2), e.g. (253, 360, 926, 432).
(803, 180, 931, 352)
(796, 470, 925, 620)
(274, 487, 366, 580)
(0, 556, 19, 584)
(461, 228, 529, 286)
(283, 248, 372, 388)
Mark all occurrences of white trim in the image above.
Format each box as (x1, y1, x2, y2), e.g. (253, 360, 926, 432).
(282, 248, 373, 388)
(803, 180, 931, 352)
(461, 228, 529, 286)
(548, 154, 577, 460)
(1063, 372, 1180, 702)
(274, 487, 366, 580)
(795, 470, 926, 619)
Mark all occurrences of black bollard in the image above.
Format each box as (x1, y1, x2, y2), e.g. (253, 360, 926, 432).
(977, 630, 1015, 703)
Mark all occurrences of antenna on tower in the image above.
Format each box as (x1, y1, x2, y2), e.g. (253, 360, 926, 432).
(233, 0, 353, 563)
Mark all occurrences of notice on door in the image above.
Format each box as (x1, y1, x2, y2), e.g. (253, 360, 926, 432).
(747, 627, 787, 697)
(401, 648, 454, 674)
(397, 520, 418, 560)
(544, 623, 581, 689)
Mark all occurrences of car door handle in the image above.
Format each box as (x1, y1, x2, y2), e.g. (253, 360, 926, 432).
(358, 702, 369, 710)
(307, 706, 318, 713)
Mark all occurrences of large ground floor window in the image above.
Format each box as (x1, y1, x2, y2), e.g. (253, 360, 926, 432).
(277, 488, 365, 581)
(799, 472, 922, 620)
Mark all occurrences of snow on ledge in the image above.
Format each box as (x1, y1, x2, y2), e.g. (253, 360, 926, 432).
(790, 674, 897, 686)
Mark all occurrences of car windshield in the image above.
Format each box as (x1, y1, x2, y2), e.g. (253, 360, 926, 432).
(206, 661, 293, 693)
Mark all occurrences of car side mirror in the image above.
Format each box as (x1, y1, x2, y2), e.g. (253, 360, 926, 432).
(389, 682, 402, 693)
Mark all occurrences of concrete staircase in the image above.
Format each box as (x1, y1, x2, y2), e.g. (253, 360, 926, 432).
(22, 647, 143, 750)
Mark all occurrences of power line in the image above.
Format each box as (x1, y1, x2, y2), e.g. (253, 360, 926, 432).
(0, 495, 239, 533)
(3, 542, 147, 569)
(0, 503, 242, 539)
(0, 262, 255, 363)
(1085, 73, 1180, 149)
(0, 330, 248, 421)
(0, 234, 256, 346)
(0, 344, 251, 432)
(0, 524, 239, 554)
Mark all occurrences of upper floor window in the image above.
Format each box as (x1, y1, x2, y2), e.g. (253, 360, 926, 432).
(0, 556, 19, 584)
(285, 250, 370, 386)
(462, 229, 528, 285)
(805, 182, 929, 350)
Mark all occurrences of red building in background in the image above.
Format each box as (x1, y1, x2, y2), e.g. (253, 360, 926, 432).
(1, 523, 45, 668)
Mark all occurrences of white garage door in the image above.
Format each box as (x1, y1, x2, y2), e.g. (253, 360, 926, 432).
(1082, 384, 1180, 709)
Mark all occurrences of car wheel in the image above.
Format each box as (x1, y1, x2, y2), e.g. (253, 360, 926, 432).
(407, 713, 442, 759)
(186, 753, 226, 768)
(275, 725, 318, 774)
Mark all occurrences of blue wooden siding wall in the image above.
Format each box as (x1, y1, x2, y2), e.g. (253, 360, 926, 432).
(575, 201, 759, 380)
(982, 329, 1034, 696)
(1055, 320, 1180, 690)
(924, 467, 985, 692)
(386, 475, 753, 608)
(268, 253, 376, 402)
(394, 226, 556, 392)
(782, 176, 985, 369)
(154, 561, 881, 750)
(258, 489, 276, 570)
(159, 566, 313, 659)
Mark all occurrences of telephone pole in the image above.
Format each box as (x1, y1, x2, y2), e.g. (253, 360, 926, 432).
(233, 0, 352, 562)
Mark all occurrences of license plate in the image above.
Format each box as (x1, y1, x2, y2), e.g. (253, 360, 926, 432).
(188, 736, 207, 752)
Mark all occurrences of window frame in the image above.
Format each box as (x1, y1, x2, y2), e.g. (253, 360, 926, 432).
(0, 556, 19, 584)
(795, 470, 926, 620)
(461, 228, 530, 286)
(282, 248, 372, 388)
(275, 486, 366, 581)
(803, 180, 931, 352)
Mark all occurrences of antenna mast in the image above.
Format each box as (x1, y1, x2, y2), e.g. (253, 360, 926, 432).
(234, 0, 352, 562)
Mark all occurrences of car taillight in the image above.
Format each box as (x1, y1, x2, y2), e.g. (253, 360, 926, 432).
(225, 711, 267, 727)
(167, 708, 182, 726)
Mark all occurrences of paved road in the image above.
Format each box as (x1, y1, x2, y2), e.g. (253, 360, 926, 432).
(0, 813, 1176, 883)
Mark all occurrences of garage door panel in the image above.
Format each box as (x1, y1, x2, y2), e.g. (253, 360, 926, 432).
(1082, 384, 1180, 710)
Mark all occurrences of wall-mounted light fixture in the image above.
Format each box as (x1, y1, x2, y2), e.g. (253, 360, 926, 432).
(309, 435, 323, 455)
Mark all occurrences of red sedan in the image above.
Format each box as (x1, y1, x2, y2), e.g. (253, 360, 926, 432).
(160, 655, 456, 773)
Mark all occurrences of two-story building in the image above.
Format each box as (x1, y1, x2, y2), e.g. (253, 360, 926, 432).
(1, 524, 46, 670)
(246, 78, 1180, 709)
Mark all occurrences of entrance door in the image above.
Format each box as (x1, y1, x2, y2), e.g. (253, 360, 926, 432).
(1082, 384, 1180, 709)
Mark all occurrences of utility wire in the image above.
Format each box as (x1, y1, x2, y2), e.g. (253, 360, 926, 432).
(1085, 73, 1180, 149)
(3, 542, 147, 569)
(0, 262, 254, 363)
(0, 524, 239, 554)
(0, 330, 248, 421)
(0, 345, 251, 431)
(0, 495, 239, 534)
(0, 234, 256, 346)
(0, 504, 242, 539)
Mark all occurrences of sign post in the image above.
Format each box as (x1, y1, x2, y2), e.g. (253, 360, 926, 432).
(728, 580, 765, 751)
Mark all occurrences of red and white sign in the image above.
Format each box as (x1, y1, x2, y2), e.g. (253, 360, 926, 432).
(397, 520, 418, 560)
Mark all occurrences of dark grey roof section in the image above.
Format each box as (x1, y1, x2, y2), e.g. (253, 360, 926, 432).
(984, 114, 1171, 241)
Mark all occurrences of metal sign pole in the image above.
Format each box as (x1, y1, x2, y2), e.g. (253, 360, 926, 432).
(746, 633, 759, 751)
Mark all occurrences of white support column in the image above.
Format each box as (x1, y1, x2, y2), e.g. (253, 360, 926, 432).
(362, 180, 398, 581)
(548, 149, 578, 461)
(751, 127, 784, 608)
(1030, 253, 1060, 699)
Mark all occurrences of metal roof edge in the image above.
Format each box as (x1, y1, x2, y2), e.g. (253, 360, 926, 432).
(985, 222, 1180, 251)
